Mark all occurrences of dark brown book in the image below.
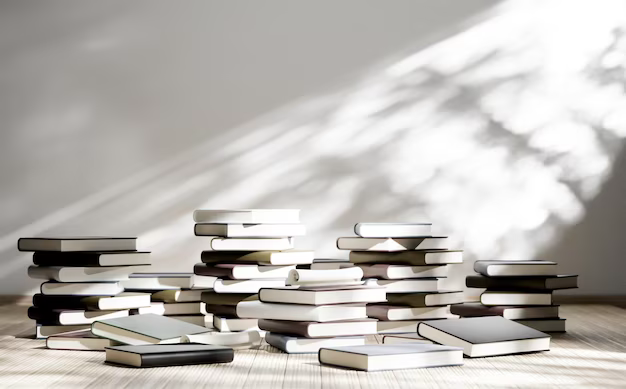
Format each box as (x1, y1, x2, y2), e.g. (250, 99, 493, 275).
(258, 319, 378, 338)
(201, 292, 258, 306)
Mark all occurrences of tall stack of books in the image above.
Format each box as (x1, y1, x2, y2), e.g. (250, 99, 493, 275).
(338, 223, 465, 334)
(20, 237, 153, 350)
(192, 209, 315, 335)
(451, 260, 578, 332)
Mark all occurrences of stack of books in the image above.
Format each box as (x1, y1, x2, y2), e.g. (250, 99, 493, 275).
(20, 236, 153, 350)
(121, 272, 217, 328)
(451, 260, 578, 332)
(237, 267, 387, 353)
(192, 209, 315, 335)
(338, 223, 465, 335)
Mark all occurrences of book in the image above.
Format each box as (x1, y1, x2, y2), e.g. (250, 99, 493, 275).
(32, 251, 151, 267)
(474, 260, 558, 277)
(376, 320, 440, 334)
(236, 301, 367, 322)
(258, 319, 378, 338)
(201, 250, 314, 265)
(36, 325, 90, 339)
(358, 264, 447, 279)
(258, 285, 386, 305)
(168, 315, 214, 328)
(33, 293, 151, 311)
(105, 344, 233, 367)
(203, 304, 238, 316)
(370, 278, 440, 293)
(286, 268, 364, 287)
(28, 307, 129, 325)
(46, 332, 121, 351)
(151, 289, 205, 303)
(466, 275, 578, 290)
(481, 291, 553, 306)
(319, 344, 463, 371)
(40, 282, 123, 296)
(208, 237, 294, 251)
(450, 303, 559, 320)
(28, 265, 142, 282)
(121, 273, 217, 290)
(213, 279, 286, 293)
(337, 237, 447, 251)
(354, 223, 432, 238)
(201, 292, 258, 306)
(349, 250, 462, 265)
(266, 333, 366, 354)
(514, 318, 566, 333)
(194, 263, 295, 280)
(193, 209, 300, 224)
(309, 260, 354, 270)
(92, 314, 210, 345)
(132, 303, 165, 315)
(382, 334, 433, 344)
(417, 316, 551, 357)
(194, 223, 306, 237)
(146, 302, 207, 316)
(213, 316, 260, 332)
(367, 305, 452, 321)
(18, 237, 137, 252)
(182, 331, 261, 349)
(385, 291, 465, 307)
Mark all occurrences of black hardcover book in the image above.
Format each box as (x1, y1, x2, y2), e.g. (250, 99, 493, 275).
(466, 275, 578, 290)
(105, 344, 234, 367)
(32, 252, 151, 267)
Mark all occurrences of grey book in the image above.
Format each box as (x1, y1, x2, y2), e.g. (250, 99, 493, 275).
(473, 261, 557, 277)
(105, 343, 233, 367)
(466, 275, 578, 290)
(18, 237, 137, 252)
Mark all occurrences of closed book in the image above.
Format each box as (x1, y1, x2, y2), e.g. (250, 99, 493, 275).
(213, 316, 259, 332)
(337, 237, 447, 251)
(201, 250, 314, 265)
(121, 273, 216, 290)
(259, 285, 386, 306)
(514, 318, 566, 333)
(258, 319, 378, 338)
(194, 263, 295, 280)
(417, 316, 551, 357)
(28, 307, 129, 325)
(372, 278, 440, 293)
(319, 344, 463, 371)
(382, 334, 433, 345)
(47, 332, 122, 351)
(151, 289, 205, 303)
(40, 282, 123, 296)
(213, 279, 286, 293)
(266, 333, 365, 354)
(193, 209, 300, 224)
(450, 303, 559, 320)
(32, 251, 151, 267)
(182, 331, 261, 349)
(349, 250, 462, 265)
(481, 291, 553, 306)
(474, 261, 558, 277)
(33, 293, 151, 311)
(466, 275, 578, 290)
(236, 301, 367, 322)
(286, 268, 364, 287)
(92, 314, 209, 345)
(376, 320, 444, 334)
(148, 302, 207, 316)
(168, 315, 214, 328)
(203, 304, 238, 316)
(194, 223, 306, 237)
(105, 344, 233, 367)
(201, 292, 258, 306)
(208, 237, 294, 251)
(354, 223, 432, 238)
(28, 265, 142, 282)
(367, 305, 452, 321)
(385, 291, 465, 307)
(36, 325, 90, 339)
(18, 237, 137, 252)
(133, 303, 165, 315)
(359, 264, 447, 279)
(309, 260, 354, 270)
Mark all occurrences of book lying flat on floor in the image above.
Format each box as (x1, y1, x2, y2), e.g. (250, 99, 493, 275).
(474, 261, 558, 277)
(92, 314, 210, 345)
(349, 250, 463, 265)
(208, 237, 295, 251)
(266, 333, 366, 354)
(382, 333, 433, 344)
(121, 273, 216, 290)
(40, 282, 123, 296)
(466, 275, 578, 290)
(193, 209, 300, 224)
(33, 293, 151, 311)
(194, 263, 295, 280)
(376, 320, 444, 334)
(371, 279, 440, 293)
(36, 324, 90, 339)
(151, 290, 205, 303)
(18, 237, 137, 252)
(32, 251, 151, 267)
(354, 223, 432, 238)
(201, 292, 258, 306)
(182, 331, 261, 349)
(47, 332, 122, 351)
(236, 301, 367, 322)
(319, 344, 463, 371)
(28, 265, 142, 282)
(337, 237, 447, 251)
(258, 319, 378, 338)
(367, 305, 452, 321)
(359, 264, 447, 279)
(481, 291, 553, 306)
(258, 285, 386, 305)
(514, 318, 566, 333)
(194, 223, 306, 237)
(201, 250, 315, 265)
(213, 279, 286, 293)
(286, 268, 364, 287)
(105, 344, 234, 368)
(28, 307, 129, 325)
(168, 315, 214, 328)
(450, 303, 559, 320)
(213, 316, 259, 332)
(385, 291, 465, 307)
(417, 316, 551, 357)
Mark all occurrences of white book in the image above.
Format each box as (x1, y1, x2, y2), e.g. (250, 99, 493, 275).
(32, 251, 151, 267)
(236, 301, 367, 322)
(151, 290, 205, 303)
(367, 305, 452, 321)
(156, 302, 208, 316)
(474, 260, 558, 277)
(195, 223, 306, 238)
(40, 282, 123, 296)
(182, 330, 262, 349)
(376, 320, 440, 334)
(46, 332, 122, 351)
(258, 319, 378, 338)
(134, 303, 165, 315)
(208, 237, 294, 251)
(358, 264, 447, 279)
(337, 237, 447, 251)
(372, 278, 440, 293)
(28, 265, 142, 282)
(382, 334, 434, 345)
(194, 263, 295, 280)
(481, 292, 553, 306)
(35, 325, 90, 339)
(259, 286, 386, 306)
(310, 261, 354, 270)
(193, 209, 300, 224)
(18, 237, 137, 252)
(213, 279, 286, 293)
(167, 315, 214, 329)
(213, 316, 260, 332)
(349, 250, 463, 265)
(29, 308, 129, 325)
(266, 333, 366, 354)
(121, 273, 216, 290)
(202, 250, 315, 265)
(286, 268, 364, 287)
(82, 293, 152, 311)
(354, 223, 432, 238)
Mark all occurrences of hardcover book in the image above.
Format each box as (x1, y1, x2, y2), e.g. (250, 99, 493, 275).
(258, 319, 378, 338)
(258, 285, 386, 306)
(208, 237, 294, 251)
(265, 333, 366, 354)
(474, 261, 558, 277)
(480, 291, 553, 306)
(367, 305, 452, 321)
(18, 237, 137, 252)
(359, 264, 447, 279)
(194, 223, 306, 238)
(28, 265, 141, 282)
(40, 282, 123, 296)
(371, 278, 440, 293)
(32, 251, 151, 267)
(236, 301, 367, 322)
(385, 291, 465, 307)
(337, 237, 447, 251)
(201, 292, 258, 306)
(194, 263, 295, 280)
(121, 273, 216, 290)
(382, 333, 433, 344)
(212, 316, 260, 332)
(466, 275, 578, 290)
(286, 268, 364, 287)
(105, 343, 234, 367)
(450, 303, 559, 320)
(354, 223, 432, 238)
(201, 250, 314, 265)
(28, 307, 129, 325)
(213, 279, 286, 293)
(193, 209, 300, 224)
(349, 250, 462, 265)
(182, 331, 262, 349)
(33, 293, 151, 311)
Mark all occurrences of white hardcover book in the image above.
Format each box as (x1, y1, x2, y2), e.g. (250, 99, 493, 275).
(134, 303, 165, 315)
(193, 209, 300, 224)
(161, 302, 208, 316)
(208, 237, 294, 251)
(259, 286, 386, 306)
(354, 223, 432, 238)
(358, 264, 447, 279)
(168, 314, 214, 329)
(373, 279, 440, 293)
(83, 293, 152, 311)
(46, 332, 122, 351)
(182, 330, 262, 349)
(40, 282, 123, 296)
(122, 273, 215, 290)
(35, 325, 90, 339)
(266, 333, 366, 354)
(195, 223, 306, 237)
(236, 301, 367, 322)
(286, 268, 364, 287)
(213, 279, 286, 293)
(28, 265, 141, 282)
(367, 305, 452, 321)
(481, 292, 553, 306)
(337, 237, 447, 252)
(213, 316, 260, 332)
(18, 237, 137, 252)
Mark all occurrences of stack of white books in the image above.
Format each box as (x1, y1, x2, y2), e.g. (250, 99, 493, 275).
(338, 223, 465, 336)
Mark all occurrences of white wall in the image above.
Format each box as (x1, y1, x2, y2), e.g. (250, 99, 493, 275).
(1, 0, 625, 296)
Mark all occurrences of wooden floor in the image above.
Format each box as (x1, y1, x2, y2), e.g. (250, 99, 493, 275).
(0, 304, 625, 388)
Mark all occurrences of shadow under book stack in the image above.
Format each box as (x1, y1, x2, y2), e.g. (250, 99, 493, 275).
(451, 260, 578, 333)
(20, 236, 153, 350)
(338, 223, 465, 336)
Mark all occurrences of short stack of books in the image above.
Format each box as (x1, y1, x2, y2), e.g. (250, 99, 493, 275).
(193, 209, 315, 335)
(338, 223, 465, 335)
(20, 236, 153, 350)
(451, 260, 578, 332)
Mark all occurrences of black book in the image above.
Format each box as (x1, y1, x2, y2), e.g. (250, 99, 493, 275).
(105, 344, 233, 367)
(32, 252, 151, 267)
(18, 237, 137, 252)
(466, 275, 578, 290)
(92, 314, 209, 344)
(418, 316, 550, 357)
